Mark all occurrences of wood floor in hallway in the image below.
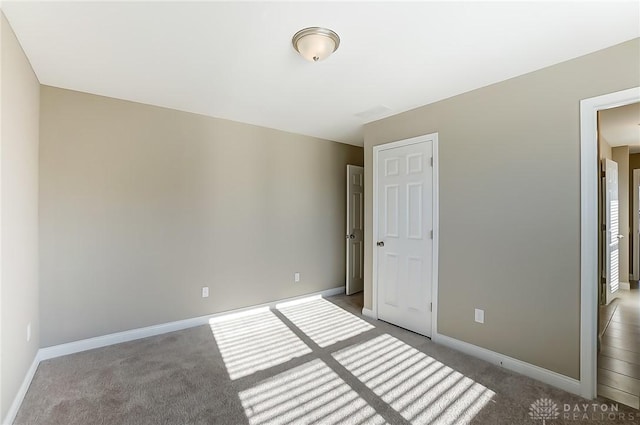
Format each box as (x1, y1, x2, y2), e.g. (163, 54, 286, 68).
(598, 288, 640, 409)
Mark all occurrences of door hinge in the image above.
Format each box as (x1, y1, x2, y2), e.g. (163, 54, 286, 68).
(430, 230, 433, 239)
(430, 302, 433, 312)
(430, 157, 434, 167)
(601, 224, 606, 231)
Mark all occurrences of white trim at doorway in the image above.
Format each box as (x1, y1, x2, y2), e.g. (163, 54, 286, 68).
(370, 133, 440, 337)
(580, 86, 640, 399)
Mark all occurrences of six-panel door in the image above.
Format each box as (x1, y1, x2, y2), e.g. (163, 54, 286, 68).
(377, 140, 433, 337)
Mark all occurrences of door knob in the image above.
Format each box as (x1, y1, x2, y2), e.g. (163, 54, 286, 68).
(377, 241, 385, 247)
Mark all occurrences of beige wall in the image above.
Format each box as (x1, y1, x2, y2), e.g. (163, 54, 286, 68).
(40, 86, 363, 347)
(599, 135, 613, 161)
(628, 154, 640, 183)
(612, 146, 630, 284)
(363, 38, 640, 379)
(0, 12, 40, 420)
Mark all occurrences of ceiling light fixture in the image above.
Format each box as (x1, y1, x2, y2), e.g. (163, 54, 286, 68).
(292, 27, 340, 62)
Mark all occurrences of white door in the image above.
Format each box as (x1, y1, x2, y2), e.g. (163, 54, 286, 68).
(346, 165, 364, 295)
(605, 158, 621, 305)
(376, 138, 434, 337)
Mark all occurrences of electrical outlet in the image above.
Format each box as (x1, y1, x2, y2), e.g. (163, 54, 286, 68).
(294, 272, 300, 283)
(27, 323, 31, 342)
(474, 308, 484, 324)
(202, 287, 209, 298)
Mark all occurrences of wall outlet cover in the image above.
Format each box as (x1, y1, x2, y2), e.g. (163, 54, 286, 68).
(202, 287, 209, 298)
(474, 308, 485, 324)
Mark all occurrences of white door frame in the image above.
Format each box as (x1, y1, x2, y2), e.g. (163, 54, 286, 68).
(371, 133, 439, 336)
(580, 86, 640, 399)
(632, 169, 640, 281)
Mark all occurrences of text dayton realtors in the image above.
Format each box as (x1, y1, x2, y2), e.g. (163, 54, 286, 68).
(562, 403, 636, 422)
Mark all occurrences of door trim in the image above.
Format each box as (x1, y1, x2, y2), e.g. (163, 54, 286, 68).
(580, 86, 640, 399)
(372, 133, 439, 337)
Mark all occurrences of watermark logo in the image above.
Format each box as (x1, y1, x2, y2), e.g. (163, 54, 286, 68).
(529, 398, 560, 424)
(528, 398, 636, 423)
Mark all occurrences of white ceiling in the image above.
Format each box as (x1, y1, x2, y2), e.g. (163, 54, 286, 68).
(599, 102, 640, 152)
(3, 1, 639, 146)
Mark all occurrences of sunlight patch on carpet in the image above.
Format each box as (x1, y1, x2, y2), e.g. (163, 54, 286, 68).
(210, 308, 311, 379)
(276, 297, 374, 347)
(333, 334, 495, 425)
(239, 359, 387, 425)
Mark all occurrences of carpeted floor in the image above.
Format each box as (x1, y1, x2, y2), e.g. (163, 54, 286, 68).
(14, 293, 640, 424)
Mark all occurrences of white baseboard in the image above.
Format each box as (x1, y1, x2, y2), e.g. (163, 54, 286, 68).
(40, 285, 345, 361)
(361, 307, 377, 320)
(39, 314, 213, 361)
(433, 332, 581, 396)
(620, 281, 631, 291)
(3, 353, 40, 425)
(5, 285, 345, 425)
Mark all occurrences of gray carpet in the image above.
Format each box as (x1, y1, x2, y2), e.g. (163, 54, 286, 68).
(14, 293, 639, 424)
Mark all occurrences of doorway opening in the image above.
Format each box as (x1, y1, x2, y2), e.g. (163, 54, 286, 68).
(581, 87, 640, 404)
(596, 101, 640, 409)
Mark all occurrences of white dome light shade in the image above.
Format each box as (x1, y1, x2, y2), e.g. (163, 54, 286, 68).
(292, 27, 340, 62)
